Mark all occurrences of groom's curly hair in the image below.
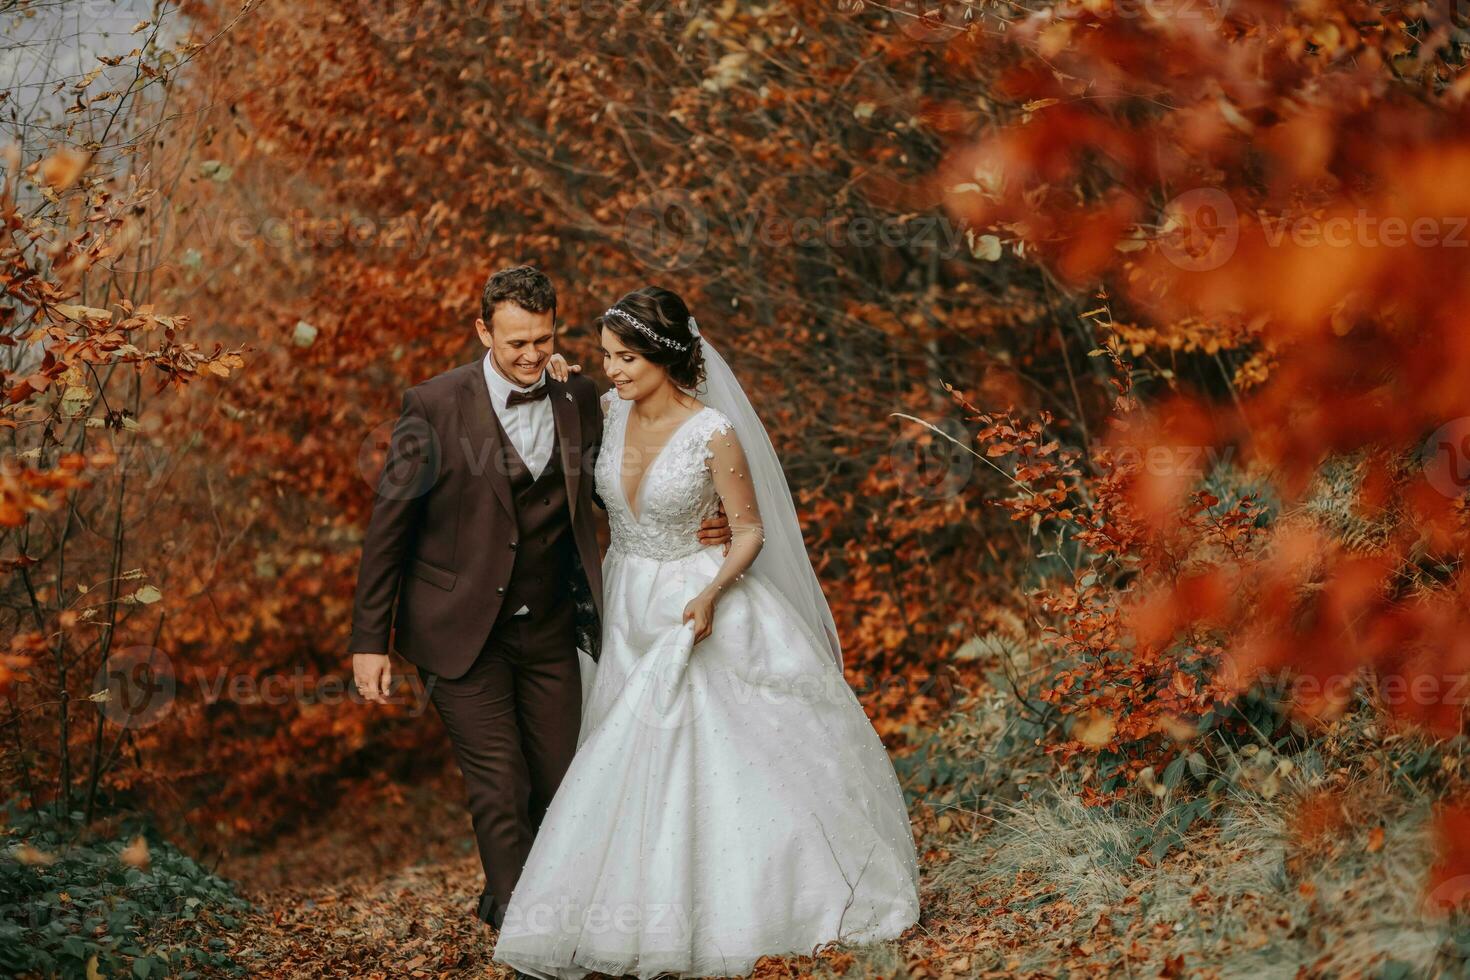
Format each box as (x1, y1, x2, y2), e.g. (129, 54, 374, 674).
(599, 286, 705, 390)
(481, 265, 557, 331)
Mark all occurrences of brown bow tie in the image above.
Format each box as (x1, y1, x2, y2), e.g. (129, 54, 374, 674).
(505, 385, 550, 408)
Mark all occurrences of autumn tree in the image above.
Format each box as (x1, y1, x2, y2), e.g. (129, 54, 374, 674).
(1, 2, 246, 826)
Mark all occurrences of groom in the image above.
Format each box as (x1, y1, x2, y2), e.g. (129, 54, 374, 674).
(348, 265, 730, 929)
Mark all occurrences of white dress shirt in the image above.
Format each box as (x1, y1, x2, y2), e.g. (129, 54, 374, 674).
(482, 353, 557, 616)
(482, 353, 555, 479)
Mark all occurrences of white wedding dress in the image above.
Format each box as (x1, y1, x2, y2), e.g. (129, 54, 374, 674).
(492, 389, 920, 979)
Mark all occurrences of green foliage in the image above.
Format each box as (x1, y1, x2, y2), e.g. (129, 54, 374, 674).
(895, 651, 1053, 811)
(1299, 453, 1394, 555)
(0, 804, 248, 979)
(1128, 796, 1215, 865)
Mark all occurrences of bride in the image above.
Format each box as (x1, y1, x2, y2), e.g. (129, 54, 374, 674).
(491, 286, 919, 978)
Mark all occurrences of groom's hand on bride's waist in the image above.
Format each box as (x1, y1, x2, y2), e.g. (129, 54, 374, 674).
(697, 502, 732, 554)
(353, 653, 392, 704)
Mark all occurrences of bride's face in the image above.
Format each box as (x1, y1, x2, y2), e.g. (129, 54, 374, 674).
(601, 326, 666, 401)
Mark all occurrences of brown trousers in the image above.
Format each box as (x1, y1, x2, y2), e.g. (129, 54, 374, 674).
(426, 596, 581, 929)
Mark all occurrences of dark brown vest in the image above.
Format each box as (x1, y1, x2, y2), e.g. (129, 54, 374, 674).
(492, 409, 575, 626)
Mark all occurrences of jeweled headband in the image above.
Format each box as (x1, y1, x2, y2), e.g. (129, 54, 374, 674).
(603, 307, 696, 352)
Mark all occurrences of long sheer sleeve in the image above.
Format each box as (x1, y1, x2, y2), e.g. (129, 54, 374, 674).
(592, 387, 619, 511)
(700, 425, 764, 600)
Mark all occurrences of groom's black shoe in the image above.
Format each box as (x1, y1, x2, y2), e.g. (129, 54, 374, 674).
(476, 889, 504, 929)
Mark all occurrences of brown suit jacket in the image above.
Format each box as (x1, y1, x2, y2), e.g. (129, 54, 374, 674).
(348, 360, 605, 679)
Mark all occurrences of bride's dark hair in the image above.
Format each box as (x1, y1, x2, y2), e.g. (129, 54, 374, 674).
(598, 286, 705, 390)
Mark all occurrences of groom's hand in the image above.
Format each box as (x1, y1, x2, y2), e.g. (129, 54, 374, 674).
(697, 502, 732, 555)
(353, 653, 392, 704)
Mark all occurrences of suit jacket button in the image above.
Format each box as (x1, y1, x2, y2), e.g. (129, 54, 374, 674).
(510, 540, 518, 550)
(496, 587, 505, 595)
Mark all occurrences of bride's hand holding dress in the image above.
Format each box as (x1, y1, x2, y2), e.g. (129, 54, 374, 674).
(682, 429, 763, 644)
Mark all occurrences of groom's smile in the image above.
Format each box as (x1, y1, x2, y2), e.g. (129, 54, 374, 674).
(475, 302, 557, 388)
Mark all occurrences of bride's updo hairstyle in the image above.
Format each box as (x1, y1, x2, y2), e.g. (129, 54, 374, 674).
(598, 286, 705, 391)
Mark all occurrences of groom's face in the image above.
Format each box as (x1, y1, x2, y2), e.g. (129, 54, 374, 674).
(476, 303, 555, 387)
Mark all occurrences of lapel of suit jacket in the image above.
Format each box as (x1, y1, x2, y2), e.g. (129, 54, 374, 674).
(547, 377, 582, 520)
(455, 359, 515, 523)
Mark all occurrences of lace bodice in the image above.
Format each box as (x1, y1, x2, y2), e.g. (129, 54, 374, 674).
(596, 391, 734, 561)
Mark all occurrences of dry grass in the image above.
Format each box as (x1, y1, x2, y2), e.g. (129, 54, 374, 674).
(823, 694, 1470, 980)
